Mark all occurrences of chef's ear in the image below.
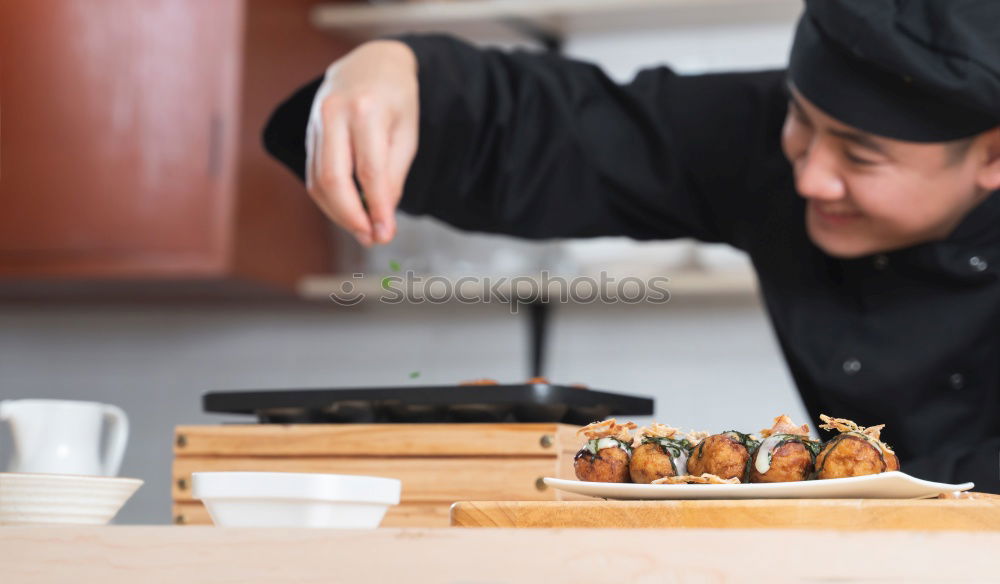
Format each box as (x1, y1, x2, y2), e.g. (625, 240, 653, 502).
(975, 127, 1000, 191)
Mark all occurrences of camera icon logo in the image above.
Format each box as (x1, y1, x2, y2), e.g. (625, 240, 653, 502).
(328, 273, 366, 306)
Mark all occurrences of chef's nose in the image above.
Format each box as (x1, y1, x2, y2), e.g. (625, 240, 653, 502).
(794, 141, 846, 202)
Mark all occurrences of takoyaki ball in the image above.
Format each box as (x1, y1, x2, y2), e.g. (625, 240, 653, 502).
(749, 414, 818, 483)
(629, 442, 676, 484)
(574, 444, 631, 483)
(815, 435, 898, 479)
(749, 440, 814, 483)
(573, 419, 636, 483)
(815, 414, 899, 479)
(687, 432, 755, 481)
(628, 424, 695, 484)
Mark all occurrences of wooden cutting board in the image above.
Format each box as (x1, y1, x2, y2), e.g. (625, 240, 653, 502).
(451, 495, 1000, 530)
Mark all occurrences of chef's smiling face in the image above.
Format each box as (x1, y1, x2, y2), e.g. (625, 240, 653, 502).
(781, 88, 1000, 258)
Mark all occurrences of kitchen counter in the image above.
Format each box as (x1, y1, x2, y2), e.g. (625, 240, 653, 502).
(2, 526, 997, 583)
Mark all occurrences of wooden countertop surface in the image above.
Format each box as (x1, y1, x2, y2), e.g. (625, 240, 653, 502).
(2, 526, 998, 583)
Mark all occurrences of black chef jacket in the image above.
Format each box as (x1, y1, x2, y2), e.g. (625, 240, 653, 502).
(264, 34, 1000, 493)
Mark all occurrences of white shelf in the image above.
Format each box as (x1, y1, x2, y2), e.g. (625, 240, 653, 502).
(298, 267, 757, 304)
(311, 0, 801, 39)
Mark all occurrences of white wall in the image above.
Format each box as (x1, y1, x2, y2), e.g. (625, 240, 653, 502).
(565, 20, 795, 78)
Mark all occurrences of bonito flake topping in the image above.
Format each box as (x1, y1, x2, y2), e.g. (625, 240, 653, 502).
(635, 423, 709, 446)
(636, 423, 681, 440)
(760, 414, 810, 438)
(652, 473, 741, 485)
(577, 418, 637, 442)
(818, 414, 894, 454)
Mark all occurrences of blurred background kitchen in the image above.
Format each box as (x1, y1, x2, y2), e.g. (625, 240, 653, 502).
(1, 0, 809, 524)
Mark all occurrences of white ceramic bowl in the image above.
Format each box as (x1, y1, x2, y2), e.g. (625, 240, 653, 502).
(0, 472, 143, 525)
(191, 472, 401, 528)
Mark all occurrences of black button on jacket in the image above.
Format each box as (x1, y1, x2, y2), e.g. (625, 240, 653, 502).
(264, 34, 1000, 493)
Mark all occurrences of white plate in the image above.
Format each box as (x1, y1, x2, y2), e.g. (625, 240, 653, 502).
(0, 472, 143, 525)
(544, 472, 973, 500)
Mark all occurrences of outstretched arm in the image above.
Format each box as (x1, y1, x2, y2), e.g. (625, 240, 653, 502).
(264, 34, 790, 247)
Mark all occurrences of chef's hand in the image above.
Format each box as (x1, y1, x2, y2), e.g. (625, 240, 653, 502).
(306, 40, 418, 246)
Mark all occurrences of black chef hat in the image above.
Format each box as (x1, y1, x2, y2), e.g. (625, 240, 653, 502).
(788, 0, 1000, 143)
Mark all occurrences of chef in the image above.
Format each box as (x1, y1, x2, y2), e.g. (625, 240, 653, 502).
(264, 0, 1000, 492)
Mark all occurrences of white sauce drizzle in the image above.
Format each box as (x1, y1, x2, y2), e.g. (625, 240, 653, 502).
(754, 435, 786, 475)
(672, 449, 689, 476)
(597, 436, 626, 451)
(584, 437, 630, 455)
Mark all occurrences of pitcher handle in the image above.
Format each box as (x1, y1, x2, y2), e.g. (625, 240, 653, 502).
(101, 404, 129, 476)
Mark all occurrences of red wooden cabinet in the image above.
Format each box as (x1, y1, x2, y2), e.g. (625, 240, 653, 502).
(0, 0, 353, 293)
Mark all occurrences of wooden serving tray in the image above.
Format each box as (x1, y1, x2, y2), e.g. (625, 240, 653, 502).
(450, 496, 1000, 530)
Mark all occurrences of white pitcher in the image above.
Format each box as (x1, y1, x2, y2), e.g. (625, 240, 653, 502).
(0, 399, 129, 476)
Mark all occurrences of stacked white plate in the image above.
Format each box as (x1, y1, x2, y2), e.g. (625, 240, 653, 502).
(0, 472, 143, 525)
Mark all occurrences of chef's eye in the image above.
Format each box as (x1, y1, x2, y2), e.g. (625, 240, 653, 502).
(844, 150, 878, 166)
